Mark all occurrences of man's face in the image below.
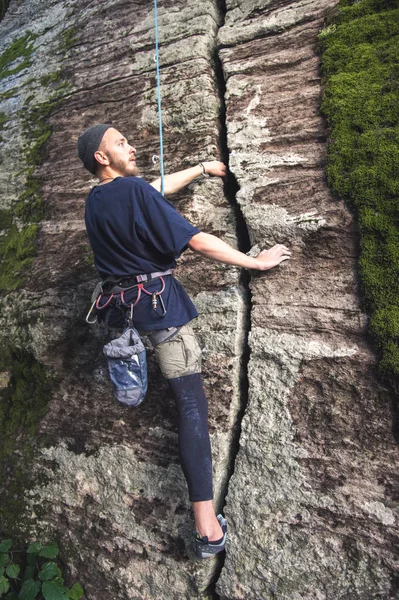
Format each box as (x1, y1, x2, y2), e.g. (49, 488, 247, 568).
(96, 128, 139, 177)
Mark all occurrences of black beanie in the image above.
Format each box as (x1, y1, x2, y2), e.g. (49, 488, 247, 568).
(77, 124, 112, 174)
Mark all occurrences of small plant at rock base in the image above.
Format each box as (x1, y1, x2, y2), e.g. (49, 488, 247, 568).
(0, 539, 84, 599)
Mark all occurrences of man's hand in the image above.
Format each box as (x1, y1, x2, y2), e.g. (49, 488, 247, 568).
(202, 161, 227, 178)
(254, 244, 292, 271)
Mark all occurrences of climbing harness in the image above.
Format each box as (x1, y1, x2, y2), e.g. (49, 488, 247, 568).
(119, 277, 166, 318)
(153, 0, 165, 195)
(86, 270, 172, 407)
(85, 269, 171, 328)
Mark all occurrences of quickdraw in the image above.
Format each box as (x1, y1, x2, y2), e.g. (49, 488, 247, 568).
(120, 277, 166, 317)
(96, 292, 114, 310)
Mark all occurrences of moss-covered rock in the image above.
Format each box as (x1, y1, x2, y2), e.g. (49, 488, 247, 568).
(0, 224, 38, 292)
(0, 110, 7, 142)
(0, 32, 38, 80)
(0, 348, 54, 539)
(0, 14, 75, 295)
(320, 0, 399, 380)
(0, 86, 69, 294)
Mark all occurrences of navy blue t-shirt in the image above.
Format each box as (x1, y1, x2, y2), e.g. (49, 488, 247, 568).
(85, 176, 200, 331)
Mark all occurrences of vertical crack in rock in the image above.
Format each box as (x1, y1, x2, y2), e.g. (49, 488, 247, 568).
(215, 0, 252, 465)
(215, 0, 252, 458)
(203, 2, 253, 597)
(213, 1, 399, 597)
(215, 0, 251, 256)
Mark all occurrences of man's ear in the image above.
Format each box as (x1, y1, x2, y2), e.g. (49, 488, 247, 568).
(94, 150, 109, 167)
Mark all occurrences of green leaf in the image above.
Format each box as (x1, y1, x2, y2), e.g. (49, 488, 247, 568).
(26, 553, 36, 568)
(22, 564, 35, 583)
(26, 542, 41, 555)
(39, 544, 58, 559)
(41, 581, 68, 600)
(6, 564, 20, 578)
(67, 584, 84, 600)
(0, 554, 9, 567)
(38, 562, 58, 582)
(6, 592, 19, 600)
(0, 575, 10, 595)
(18, 578, 41, 600)
(0, 540, 12, 553)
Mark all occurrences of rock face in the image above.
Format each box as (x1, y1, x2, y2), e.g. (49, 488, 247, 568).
(0, 0, 398, 599)
(217, 1, 399, 598)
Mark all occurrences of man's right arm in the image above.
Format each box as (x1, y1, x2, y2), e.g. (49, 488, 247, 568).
(188, 232, 291, 271)
(150, 161, 226, 196)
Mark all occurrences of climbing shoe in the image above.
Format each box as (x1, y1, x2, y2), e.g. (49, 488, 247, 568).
(193, 514, 227, 559)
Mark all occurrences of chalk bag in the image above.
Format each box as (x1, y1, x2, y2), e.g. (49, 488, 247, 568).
(103, 327, 148, 407)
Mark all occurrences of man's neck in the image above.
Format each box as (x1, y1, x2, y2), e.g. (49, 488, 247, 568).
(97, 168, 122, 184)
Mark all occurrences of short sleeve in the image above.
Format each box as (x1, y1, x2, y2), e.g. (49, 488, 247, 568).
(135, 182, 200, 257)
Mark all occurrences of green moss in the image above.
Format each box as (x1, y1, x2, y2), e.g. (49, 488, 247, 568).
(0, 29, 74, 541)
(0, 348, 54, 538)
(0, 89, 15, 101)
(0, 224, 37, 293)
(0, 111, 7, 128)
(39, 70, 62, 87)
(0, 81, 70, 295)
(0, 32, 38, 80)
(60, 25, 79, 52)
(0, 208, 13, 230)
(0, 26, 75, 295)
(320, 0, 399, 379)
(15, 172, 43, 223)
(0, 110, 7, 142)
(333, 0, 399, 23)
(21, 98, 58, 165)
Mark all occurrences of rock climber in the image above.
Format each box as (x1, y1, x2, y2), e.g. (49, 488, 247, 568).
(77, 124, 291, 559)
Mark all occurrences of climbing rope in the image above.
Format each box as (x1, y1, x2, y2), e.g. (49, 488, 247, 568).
(153, 0, 165, 195)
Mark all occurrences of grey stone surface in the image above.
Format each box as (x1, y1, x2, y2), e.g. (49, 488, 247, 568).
(1, 0, 399, 598)
(0, 0, 246, 598)
(217, 1, 399, 599)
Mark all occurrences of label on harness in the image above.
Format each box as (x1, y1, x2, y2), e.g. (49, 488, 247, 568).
(103, 327, 147, 407)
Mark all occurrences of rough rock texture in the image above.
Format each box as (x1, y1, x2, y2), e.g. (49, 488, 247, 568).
(1, 1, 246, 597)
(0, 0, 399, 598)
(217, 1, 399, 598)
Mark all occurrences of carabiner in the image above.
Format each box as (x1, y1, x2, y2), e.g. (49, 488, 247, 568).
(152, 293, 166, 317)
(127, 303, 134, 328)
(85, 299, 98, 324)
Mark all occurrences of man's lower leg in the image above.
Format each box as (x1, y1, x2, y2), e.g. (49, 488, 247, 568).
(168, 373, 224, 542)
(192, 499, 223, 541)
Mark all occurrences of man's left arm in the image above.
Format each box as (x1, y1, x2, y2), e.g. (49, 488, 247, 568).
(150, 161, 226, 196)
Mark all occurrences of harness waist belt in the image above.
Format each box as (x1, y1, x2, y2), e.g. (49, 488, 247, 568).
(86, 270, 172, 324)
(136, 269, 173, 283)
(102, 269, 173, 293)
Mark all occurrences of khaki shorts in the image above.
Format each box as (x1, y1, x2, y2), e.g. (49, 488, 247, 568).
(148, 323, 202, 380)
